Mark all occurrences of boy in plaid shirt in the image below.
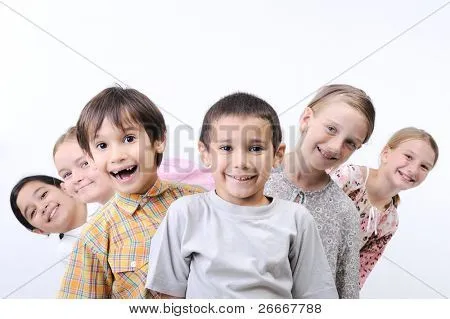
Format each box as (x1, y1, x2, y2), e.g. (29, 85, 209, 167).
(58, 87, 203, 298)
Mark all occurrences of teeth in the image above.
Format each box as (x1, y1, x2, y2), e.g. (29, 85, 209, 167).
(232, 176, 253, 181)
(50, 206, 58, 219)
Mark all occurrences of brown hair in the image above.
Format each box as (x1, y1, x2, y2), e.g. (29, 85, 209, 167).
(76, 86, 166, 166)
(384, 127, 439, 207)
(199, 92, 282, 152)
(53, 126, 77, 157)
(307, 84, 376, 144)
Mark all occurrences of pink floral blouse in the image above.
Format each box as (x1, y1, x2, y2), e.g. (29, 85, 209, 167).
(331, 164, 399, 287)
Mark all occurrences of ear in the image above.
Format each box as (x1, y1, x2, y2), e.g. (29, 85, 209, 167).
(380, 146, 391, 164)
(299, 107, 314, 134)
(154, 139, 167, 154)
(32, 228, 47, 235)
(273, 143, 286, 168)
(198, 141, 212, 169)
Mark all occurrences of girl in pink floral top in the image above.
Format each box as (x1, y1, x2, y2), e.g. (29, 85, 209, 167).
(331, 127, 439, 287)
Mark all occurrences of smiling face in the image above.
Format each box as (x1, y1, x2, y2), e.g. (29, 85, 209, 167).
(90, 117, 165, 194)
(54, 140, 114, 204)
(16, 181, 82, 234)
(200, 115, 285, 206)
(380, 139, 436, 191)
(298, 99, 369, 172)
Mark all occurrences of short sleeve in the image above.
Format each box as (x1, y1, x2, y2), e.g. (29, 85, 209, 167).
(146, 200, 191, 297)
(330, 164, 366, 195)
(290, 212, 339, 299)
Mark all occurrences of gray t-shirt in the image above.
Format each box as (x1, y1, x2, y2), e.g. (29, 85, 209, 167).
(264, 167, 359, 299)
(146, 191, 338, 299)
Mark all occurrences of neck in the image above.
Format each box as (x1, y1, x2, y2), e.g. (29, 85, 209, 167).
(283, 151, 330, 191)
(99, 189, 115, 205)
(366, 168, 399, 209)
(68, 202, 88, 231)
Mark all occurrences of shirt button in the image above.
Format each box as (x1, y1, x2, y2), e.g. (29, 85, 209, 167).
(131, 261, 136, 268)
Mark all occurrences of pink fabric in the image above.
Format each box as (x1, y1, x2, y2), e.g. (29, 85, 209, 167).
(158, 158, 215, 191)
(330, 164, 399, 288)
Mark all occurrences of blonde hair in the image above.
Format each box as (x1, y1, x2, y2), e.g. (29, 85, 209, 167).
(384, 127, 439, 207)
(307, 84, 376, 144)
(53, 126, 77, 157)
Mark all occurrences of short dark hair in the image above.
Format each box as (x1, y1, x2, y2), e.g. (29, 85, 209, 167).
(76, 86, 167, 166)
(199, 92, 282, 151)
(10, 175, 63, 231)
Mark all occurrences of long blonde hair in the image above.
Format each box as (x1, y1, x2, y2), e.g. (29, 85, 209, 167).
(383, 127, 439, 207)
(307, 84, 376, 144)
(53, 126, 77, 157)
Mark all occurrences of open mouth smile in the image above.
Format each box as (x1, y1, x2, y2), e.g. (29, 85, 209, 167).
(110, 165, 138, 182)
(398, 170, 415, 183)
(317, 146, 338, 160)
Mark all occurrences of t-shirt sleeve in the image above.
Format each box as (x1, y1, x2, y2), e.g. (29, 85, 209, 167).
(330, 164, 365, 195)
(146, 200, 190, 298)
(291, 212, 339, 299)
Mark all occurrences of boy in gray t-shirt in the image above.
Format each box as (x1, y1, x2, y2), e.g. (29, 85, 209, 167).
(146, 93, 338, 299)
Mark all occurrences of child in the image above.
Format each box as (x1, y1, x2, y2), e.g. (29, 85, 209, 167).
(146, 92, 338, 299)
(53, 126, 116, 263)
(10, 175, 88, 261)
(330, 127, 439, 287)
(53, 126, 115, 205)
(58, 86, 204, 299)
(264, 84, 376, 298)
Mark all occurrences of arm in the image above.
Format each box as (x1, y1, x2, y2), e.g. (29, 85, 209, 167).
(359, 233, 394, 287)
(291, 212, 338, 299)
(335, 204, 360, 299)
(58, 238, 112, 298)
(145, 202, 190, 298)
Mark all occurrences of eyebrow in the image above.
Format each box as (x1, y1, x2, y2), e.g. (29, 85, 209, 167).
(93, 126, 140, 140)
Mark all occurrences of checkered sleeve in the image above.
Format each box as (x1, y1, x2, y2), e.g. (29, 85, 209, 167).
(58, 235, 113, 298)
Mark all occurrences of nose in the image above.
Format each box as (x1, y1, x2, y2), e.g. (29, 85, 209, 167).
(327, 137, 343, 154)
(37, 202, 49, 216)
(233, 149, 249, 169)
(110, 144, 127, 164)
(72, 167, 84, 184)
(407, 161, 420, 178)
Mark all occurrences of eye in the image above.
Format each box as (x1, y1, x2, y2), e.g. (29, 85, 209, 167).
(249, 146, 263, 152)
(219, 145, 232, 152)
(404, 154, 412, 160)
(62, 172, 72, 180)
(40, 191, 48, 200)
(30, 209, 36, 219)
(347, 141, 357, 151)
(124, 135, 136, 143)
(326, 125, 337, 134)
(421, 164, 430, 171)
(96, 142, 107, 150)
(80, 161, 89, 168)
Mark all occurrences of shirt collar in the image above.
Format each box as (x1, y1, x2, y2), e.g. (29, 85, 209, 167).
(115, 178, 169, 215)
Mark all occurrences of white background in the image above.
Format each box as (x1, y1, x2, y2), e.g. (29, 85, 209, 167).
(0, 0, 449, 298)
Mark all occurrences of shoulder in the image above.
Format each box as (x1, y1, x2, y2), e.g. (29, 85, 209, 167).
(330, 164, 367, 192)
(326, 181, 359, 222)
(77, 200, 119, 254)
(273, 198, 315, 225)
(264, 167, 292, 196)
(164, 181, 207, 198)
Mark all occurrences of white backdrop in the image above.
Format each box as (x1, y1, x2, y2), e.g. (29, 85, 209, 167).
(0, 0, 449, 298)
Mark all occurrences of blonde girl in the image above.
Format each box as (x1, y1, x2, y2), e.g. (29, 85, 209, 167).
(265, 84, 376, 298)
(331, 127, 439, 287)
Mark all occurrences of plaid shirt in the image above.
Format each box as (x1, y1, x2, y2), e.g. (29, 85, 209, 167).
(58, 179, 204, 299)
